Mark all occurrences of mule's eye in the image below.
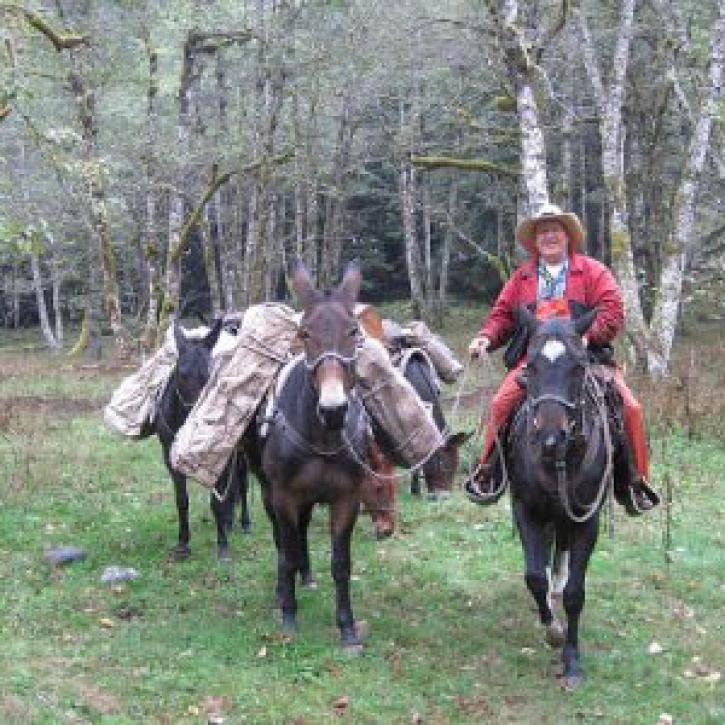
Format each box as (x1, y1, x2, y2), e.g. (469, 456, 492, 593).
(349, 325, 360, 338)
(299, 328, 310, 340)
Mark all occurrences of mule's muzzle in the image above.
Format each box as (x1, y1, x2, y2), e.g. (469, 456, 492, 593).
(317, 400, 349, 430)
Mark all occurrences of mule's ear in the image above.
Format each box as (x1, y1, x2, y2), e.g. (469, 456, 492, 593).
(446, 430, 472, 449)
(573, 308, 597, 337)
(173, 320, 187, 355)
(204, 316, 223, 350)
(337, 261, 362, 311)
(517, 305, 538, 337)
(290, 260, 318, 310)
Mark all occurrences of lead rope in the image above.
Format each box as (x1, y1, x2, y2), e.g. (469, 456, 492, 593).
(472, 350, 510, 498)
(555, 369, 614, 523)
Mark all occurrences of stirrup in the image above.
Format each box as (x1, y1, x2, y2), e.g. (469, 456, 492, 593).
(624, 479, 661, 517)
(463, 465, 507, 507)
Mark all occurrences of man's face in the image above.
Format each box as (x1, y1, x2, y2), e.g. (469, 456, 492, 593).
(535, 220, 569, 264)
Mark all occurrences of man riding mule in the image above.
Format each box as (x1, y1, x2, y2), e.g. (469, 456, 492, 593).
(465, 203, 660, 515)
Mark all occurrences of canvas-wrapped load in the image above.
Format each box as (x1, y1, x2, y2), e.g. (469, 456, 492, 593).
(386, 320, 463, 384)
(170, 303, 298, 488)
(103, 326, 180, 439)
(356, 337, 444, 467)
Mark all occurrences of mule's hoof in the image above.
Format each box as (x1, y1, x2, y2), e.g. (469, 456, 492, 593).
(560, 673, 582, 692)
(300, 574, 317, 589)
(172, 544, 190, 562)
(375, 527, 394, 541)
(217, 548, 231, 563)
(545, 620, 565, 648)
(342, 642, 363, 656)
(280, 617, 297, 637)
(341, 627, 363, 655)
(427, 490, 450, 502)
(240, 522, 252, 535)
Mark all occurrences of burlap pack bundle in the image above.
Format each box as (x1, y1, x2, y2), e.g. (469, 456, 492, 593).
(170, 303, 298, 488)
(395, 320, 463, 384)
(103, 326, 180, 438)
(356, 337, 443, 468)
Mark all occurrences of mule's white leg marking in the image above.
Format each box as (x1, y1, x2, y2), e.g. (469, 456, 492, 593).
(552, 550, 570, 595)
(541, 339, 566, 362)
(546, 565, 553, 612)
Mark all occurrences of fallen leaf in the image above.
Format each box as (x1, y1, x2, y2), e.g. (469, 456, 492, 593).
(648, 641, 664, 655)
(657, 714, 673, 725)
(332, 695, 349, 715)
(99, 618, 114, 629)
(704, 672, 721, 684)
(257, 646, 267, 658)
(186, 705, 200, 716)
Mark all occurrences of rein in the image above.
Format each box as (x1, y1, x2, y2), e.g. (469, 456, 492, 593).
(549, 368, 613, 523)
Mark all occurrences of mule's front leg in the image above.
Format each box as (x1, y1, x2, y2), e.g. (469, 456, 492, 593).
(513, 502, 560, 644)
(561, 519, 598, 691)
(211, 465, 234, 561)
(275, 509, 302, 635)
(330, 498, 361, 652)
(171, 472, 191, 560)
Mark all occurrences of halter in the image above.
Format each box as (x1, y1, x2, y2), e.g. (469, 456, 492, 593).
(303, 348, 359, 374)
(528, 393, 578, 411)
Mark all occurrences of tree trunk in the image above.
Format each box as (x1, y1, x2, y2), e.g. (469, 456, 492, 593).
(647, 7, 725, 376)
(48, 232, 63, 344)
(575, 0, 650, 361)
(399, 160, 427, 318)
(68, 61, 128, 357)
(485, 0, 550, 213)
(30, 252, 60, 350)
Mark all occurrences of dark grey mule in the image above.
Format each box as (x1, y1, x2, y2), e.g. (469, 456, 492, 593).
(402, 354, 469, 498)
(154, 320, 250, 561)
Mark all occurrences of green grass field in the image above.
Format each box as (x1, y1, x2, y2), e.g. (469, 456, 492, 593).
(0, 313, 722, 723)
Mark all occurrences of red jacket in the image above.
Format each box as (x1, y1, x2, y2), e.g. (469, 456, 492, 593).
(479, 253, 624, 350)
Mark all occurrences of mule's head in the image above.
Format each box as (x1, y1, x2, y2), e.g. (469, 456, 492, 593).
(173, 318, 223, 408)
(519, 307, 595, 461)
(361, 438, 397, 539)
(292, 261, 362, 430)
(423, 430, 471, 493)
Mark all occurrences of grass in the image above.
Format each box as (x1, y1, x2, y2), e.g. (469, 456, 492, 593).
(0, 307, 723, 723)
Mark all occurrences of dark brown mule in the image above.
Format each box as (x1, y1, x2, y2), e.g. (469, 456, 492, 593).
(257, 262, 371, 651)
(505, 307, 616, 690)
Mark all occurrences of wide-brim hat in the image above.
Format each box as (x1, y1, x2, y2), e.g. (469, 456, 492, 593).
(515, 203, 585, 256)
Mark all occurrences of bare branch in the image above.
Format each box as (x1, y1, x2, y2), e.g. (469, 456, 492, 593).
(2, 3, 90, 51)
(411, 154, 519, 176)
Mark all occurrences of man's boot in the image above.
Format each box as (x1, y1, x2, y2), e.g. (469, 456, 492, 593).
(463, 450, 505, 506)
(624, 477, 661, 516)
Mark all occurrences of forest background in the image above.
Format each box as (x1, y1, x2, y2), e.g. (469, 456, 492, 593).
(1, 0, 723, 377)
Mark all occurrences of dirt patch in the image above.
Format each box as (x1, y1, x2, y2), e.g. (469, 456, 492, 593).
(0, 396, 100, 435)
(77, 682, 121, 715)
(1, 695, 30, 721)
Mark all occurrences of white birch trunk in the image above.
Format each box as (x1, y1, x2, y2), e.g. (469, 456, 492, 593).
(575, 0, 650, 357)
(648, 8, 725, 376)
(399, 162, 426, 316)
(47, 232, 63, 343)
(30, 253, 60, 350)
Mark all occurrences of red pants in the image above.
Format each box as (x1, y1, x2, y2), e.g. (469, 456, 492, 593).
(479, 365, 649, 480)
